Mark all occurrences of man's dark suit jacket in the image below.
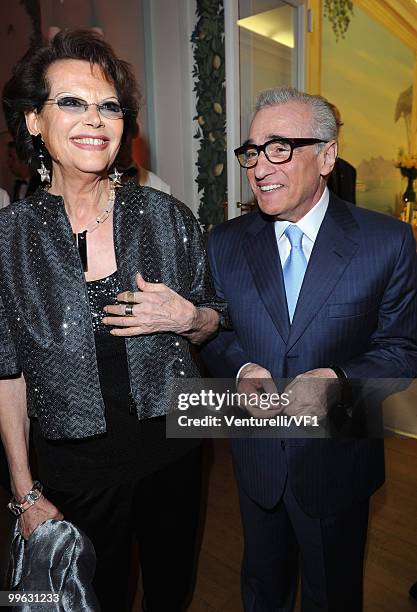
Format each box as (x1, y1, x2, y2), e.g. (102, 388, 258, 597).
(327, 157, 357, 204)
(203, 194, 417, 517)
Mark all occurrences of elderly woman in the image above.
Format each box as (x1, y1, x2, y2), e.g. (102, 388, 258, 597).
(0, 30, 226, 612)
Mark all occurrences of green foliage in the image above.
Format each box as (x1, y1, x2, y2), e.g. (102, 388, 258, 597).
(324, 0, 354, 41)
(191, 0, 227, 232)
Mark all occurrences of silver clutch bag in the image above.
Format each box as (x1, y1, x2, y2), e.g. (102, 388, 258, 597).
(8, 519, 100, 611)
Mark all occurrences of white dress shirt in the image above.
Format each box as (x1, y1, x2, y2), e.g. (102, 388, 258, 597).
(274, 188, 329, 265)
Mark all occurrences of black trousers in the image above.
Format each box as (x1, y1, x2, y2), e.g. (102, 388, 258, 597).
(239, 481, 370, 612)
(45, 446, 202, 612)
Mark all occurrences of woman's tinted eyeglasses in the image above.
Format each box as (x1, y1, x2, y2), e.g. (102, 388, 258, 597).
(234, 137, 328, 168)
(43, 96, 126, 119)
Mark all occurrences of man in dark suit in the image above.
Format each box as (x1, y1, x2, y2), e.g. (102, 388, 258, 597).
(327, 156, 356, 203)
(327, 103, 357, 203)
(203, 87, 417, 611)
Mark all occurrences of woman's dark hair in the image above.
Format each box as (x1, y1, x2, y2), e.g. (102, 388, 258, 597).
(2, 29, 140, 168)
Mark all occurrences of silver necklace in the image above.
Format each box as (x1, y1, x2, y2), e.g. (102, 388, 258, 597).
(73, 182, 116, 272)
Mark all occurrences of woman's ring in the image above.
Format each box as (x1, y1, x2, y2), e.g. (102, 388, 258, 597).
(126, 291, 135, 303)
(125, 303, 134, 316)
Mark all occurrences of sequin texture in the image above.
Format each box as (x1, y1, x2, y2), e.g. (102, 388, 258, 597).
(86, 271, 122, 335)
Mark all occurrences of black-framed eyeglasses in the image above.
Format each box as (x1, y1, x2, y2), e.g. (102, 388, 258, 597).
(234, 137, 328, 168)
(43, 96, 126, 119)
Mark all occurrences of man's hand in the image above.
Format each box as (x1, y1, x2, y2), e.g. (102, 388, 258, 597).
(18, 496, 63, 540)
(283, 368, 340, 419)
(236, 363, 282, 418)
(102, 272, 219, 342)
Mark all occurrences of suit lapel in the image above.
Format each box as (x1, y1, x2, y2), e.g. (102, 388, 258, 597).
(287, 195, 359, 350)
(243, 215, 290, 342)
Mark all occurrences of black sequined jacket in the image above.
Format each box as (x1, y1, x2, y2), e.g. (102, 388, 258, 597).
(0, 182, 227, 439)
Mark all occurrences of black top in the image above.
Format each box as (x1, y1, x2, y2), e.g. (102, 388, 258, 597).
(32, 271, 199, 491)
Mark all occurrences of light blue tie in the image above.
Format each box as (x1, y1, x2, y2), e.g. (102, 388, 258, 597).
(283, 225, 307, 322)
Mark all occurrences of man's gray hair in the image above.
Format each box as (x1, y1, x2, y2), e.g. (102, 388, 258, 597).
(255, 87, 337, 143)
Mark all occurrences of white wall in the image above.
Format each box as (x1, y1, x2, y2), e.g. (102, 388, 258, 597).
(144, 0, 199, 213)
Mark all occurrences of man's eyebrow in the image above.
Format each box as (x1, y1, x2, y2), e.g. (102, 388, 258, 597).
(267, 134, 288, 140)
(242, 134, 290, 146)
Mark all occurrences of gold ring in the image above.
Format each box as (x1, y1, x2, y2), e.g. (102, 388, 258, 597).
(125, 303, 134, 316)
(126, 291, 135, 303)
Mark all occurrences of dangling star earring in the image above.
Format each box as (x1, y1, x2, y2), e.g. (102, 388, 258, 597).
(109, 167, 123, 186)
(37, 137, 51, 184)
